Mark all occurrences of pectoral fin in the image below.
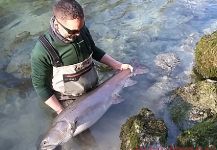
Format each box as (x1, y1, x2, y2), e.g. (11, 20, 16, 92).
(123, 79, 137, 88)
(70, 119, 78, 134)
(65, 118, 78, 136)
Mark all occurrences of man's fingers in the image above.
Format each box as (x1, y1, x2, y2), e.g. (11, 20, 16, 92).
(121, 64, 133, 72)
(128, 65, 133, 72)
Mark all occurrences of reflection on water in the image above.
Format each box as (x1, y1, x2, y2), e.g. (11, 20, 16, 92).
(1, 0, 217, 149)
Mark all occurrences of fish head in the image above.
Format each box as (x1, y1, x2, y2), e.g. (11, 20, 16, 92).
(40, 129, 63, 150)
(40, 120, 74, 150)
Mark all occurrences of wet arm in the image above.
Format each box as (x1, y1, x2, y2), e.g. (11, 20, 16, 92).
(100, 54, 133, 72)
(31, 49, 63, 114)
(45, 95, 63, 114)
(100, 54, 122, 70)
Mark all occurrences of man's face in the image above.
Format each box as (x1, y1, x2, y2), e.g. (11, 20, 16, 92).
(55, 17, 84, 41)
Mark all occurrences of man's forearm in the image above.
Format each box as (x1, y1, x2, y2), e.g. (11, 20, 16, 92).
(100, 54, 133, 72)
(100, 54, 122, 70)
(45, 95, 63, 114)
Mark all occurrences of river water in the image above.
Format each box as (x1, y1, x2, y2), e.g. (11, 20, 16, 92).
(0, 0, 217, 150)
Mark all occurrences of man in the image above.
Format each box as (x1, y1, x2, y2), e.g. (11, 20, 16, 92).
(31, 0, 133, 115)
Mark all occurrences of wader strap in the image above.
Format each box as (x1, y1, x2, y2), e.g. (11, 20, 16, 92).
(39, 35, 63, 67)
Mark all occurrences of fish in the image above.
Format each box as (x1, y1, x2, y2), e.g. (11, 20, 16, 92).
(40, 68, 147, 150)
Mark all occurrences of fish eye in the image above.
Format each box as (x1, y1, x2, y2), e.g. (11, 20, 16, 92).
(42, 140, 47, 145)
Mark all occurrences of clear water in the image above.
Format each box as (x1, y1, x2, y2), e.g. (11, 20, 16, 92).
(0, 0, 217, 149)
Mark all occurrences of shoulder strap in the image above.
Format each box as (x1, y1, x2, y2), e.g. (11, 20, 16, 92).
(39, 35, 63, 67)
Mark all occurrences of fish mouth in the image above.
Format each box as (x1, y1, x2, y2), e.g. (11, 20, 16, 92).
(40, 140, 61, 150)
(40, 144, 58, 150)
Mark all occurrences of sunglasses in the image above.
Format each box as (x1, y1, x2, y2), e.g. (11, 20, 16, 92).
(55, 18, 82, 35)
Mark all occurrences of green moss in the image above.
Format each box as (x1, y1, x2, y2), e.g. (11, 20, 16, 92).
(169, 80, 217, 130)
(179, 81, 216, 99)
(195, 31, 217, 79)
(176, 81, 217, 114)
(191, 67, 206, 82)
(177, 116, 217, 148)
(169, 96, 192, 130)
(120, 112, 144, 150)
(120, 108, 167, 150)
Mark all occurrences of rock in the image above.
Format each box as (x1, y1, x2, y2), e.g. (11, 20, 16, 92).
(14, 31, 31, 43)
(154, 53, 180, 74)
(176, 115, 217, 148)
(169, 80, 217, 130)
(176, 80, 217, 114)
(120, 108, 167, 150)
(195, 31, 217, 79)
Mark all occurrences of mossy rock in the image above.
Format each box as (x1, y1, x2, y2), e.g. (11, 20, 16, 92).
(169, 80, 217, 130)
(168, 96, 192, 130)
(191, 67, 206, 82)
(120, 108, 167, 150)
(176, 80, 217, 114)
(195, 31, 217, 79)
(176, 115, 217, 148)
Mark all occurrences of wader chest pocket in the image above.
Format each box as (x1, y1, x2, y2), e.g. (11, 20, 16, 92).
(62, 65, 96, 96)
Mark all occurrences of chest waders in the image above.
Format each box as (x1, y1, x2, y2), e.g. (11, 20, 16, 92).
(39, 33, 98, 107)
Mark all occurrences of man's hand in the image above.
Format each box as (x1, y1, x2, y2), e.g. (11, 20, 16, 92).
(120, 64, 133, 72)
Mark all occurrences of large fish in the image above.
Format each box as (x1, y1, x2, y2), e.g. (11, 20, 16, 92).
(40, 68, 146, 150)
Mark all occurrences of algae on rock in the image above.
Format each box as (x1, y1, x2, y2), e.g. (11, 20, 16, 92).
(169, 80, 217, 130)
(176, 80, 217, 115)
(120, 108, 167, 150)
(195, 31, 217, 79)
(176, 116, 217, 148)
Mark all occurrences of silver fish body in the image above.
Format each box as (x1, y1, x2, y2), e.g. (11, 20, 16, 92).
(40, 69, 137, 150)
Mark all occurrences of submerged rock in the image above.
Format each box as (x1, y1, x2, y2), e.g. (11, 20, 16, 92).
(195, 31, 217, 79)
(14, 31, 31, 43)
(176, 115, 217, 148)
(120, 108, 167, 150)
(154, 53, 180, 74)
(6, 34, 38, 79)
